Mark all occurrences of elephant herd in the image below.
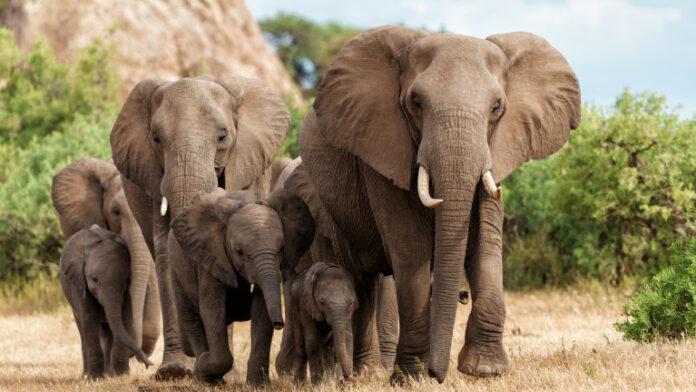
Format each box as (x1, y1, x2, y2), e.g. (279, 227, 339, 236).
(50, 25, 580, 385)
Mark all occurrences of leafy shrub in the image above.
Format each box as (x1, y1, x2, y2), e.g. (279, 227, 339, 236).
(0, 112, 114, 280)
(615, 241, 696, 342)
(278, 99, 311, 158)
(503, 91, 696, 288)
(0, 28, 118, 147)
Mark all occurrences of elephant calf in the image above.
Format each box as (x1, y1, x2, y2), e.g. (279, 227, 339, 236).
(170, 188, 314, 384)
(290, 262, 357, 384)
(60, 225, 153, 379)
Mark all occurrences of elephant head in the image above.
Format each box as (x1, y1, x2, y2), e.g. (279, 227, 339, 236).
(110, 76, 291, 221)
(313, 26, 580, 380)
(52, 158, 156, 350)
(299, 262, 358, 380)
(61, 225, 153, 367)
(171, 188, 315, 329)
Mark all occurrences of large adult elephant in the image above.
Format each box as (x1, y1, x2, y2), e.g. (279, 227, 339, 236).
(52, 158, 160, 359)
(300, 26, 580, 382)
(110, 75, 290, 378)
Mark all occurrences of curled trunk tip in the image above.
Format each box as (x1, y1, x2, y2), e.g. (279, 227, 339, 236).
(418, 166, 443, 208)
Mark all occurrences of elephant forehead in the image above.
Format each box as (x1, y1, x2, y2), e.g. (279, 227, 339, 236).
(153, 79, 233, 127)
(227, 205, 283, 241)
(408, 34, 506, 74)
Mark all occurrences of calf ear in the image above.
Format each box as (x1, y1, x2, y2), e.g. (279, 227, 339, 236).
(61, 229, 97, 299)
(265, 189, 315, 275)
(171, 189, 242, 287)
(301, 264, 325, 321)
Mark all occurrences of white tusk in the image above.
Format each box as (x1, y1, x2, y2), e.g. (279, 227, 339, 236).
(417, 166, 443, 208)
(160, 197, 168, 216)
(482, 171, 502, 200)
(250, 283, 255, 293)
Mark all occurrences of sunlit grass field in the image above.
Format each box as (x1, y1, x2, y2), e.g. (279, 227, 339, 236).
(1, 283, 694, 391)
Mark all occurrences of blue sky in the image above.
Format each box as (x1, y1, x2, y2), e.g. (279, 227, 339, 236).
(249, 0, 696, 117)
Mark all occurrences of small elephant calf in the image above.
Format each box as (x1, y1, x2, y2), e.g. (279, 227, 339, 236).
(290, 262, 358, 384)
(60, 225, 152, 379)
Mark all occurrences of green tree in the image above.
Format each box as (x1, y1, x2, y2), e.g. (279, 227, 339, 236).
(260, 12, 360, 93)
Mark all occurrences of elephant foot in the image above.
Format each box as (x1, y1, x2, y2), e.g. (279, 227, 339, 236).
(193, 352, 232, 384)
(457, 341, 509, 377)
(154, 351, 193, 380)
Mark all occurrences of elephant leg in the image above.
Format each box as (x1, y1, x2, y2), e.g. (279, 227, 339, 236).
(247, 290, 274, 385)
(152, 209, 191, 380)
(363, 165, 433, 381)
(141, 268, 161, 357)
(351, 273, 380, 373)
(110, 337, 131, 376)
(99, 323, 113, 373)
(195, 278, 232, 384)
(458, 188, 508, 376)
(276, 278, 297, 377)
(173, 274, 207, 358)
(79, 312, 105, 379)
(292, 319, 308, 384)
(303, 321, 324, 384)
(376, 274, 399, 372)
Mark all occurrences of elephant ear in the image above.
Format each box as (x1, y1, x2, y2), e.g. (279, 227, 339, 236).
(265, 188, 316, 275)
(486, 32, 581, 182)
(210, 76, 291, 191)
(171, 189, 246, 287)
(301, 263, 326, 321)
(314, 25, 428, 191)
(110, 79, 167, 198)
(52, 158, 118, 239)
(61, 227, 102, 298)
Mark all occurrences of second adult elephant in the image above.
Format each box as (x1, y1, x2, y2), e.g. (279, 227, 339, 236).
(110, 75, 290, 378)
(301, 26, 581, 382)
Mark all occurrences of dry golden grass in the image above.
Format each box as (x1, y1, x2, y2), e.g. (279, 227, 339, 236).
(1, 285, 695, 391)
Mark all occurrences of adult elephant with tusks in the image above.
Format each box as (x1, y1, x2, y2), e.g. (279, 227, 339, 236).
(110, 75, 290, 379)
(301, 26, 580, 383)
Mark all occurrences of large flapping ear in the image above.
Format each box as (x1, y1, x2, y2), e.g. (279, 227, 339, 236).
(314, 25, 428, 190)
(265, 188, 316, 275)
(52, 158, 118, 239)
(110, 79, 167, 198)
(300, 263, 328, 321)
(486, 32, 581, 182)
(208, 76, 291, 191)
(171, 189, 246, 287)
(270, 157, 294, 191)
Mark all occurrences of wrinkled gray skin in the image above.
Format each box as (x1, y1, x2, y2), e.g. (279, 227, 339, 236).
(170, 189, 314, 385)
(302, 26, 581, 383)
(110, 75, 290, 379)
(52, 158, 160, 360)
(271, 158, 399, 375)
(60, 225, 154, 379)
(290, 262, 357, 384)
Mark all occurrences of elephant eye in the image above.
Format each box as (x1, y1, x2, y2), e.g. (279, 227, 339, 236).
(491, 99, 501, 114)
(112, 207, 120, 216)
(217, 128, 228, 143)
(412, 94, 422, 110)
(235, 248, 243, 257)
(152, 135, 161, 144)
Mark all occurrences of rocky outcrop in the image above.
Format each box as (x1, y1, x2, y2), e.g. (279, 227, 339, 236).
(1, 0, 300, 101)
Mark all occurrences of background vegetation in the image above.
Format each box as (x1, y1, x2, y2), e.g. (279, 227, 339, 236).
(1, 13, 695, 341)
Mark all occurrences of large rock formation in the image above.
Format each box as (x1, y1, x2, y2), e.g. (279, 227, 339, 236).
(1, 0, 300, 101)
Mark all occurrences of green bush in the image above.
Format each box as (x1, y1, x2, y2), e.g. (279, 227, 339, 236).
(0, 28, 118, 147)
(503, 91, 696, 288)
(615, 241, 696, 342)
(0, 112, 115, 280)
(278, 99, 311, 159)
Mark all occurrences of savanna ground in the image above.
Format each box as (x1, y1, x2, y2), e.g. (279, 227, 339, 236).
(1, 283, 694, 392)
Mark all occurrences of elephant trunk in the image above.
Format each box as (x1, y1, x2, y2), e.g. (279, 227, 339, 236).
(120, 213, 154, 348)
(252, 255, 285, 330)
(423, 110, 488, 383)
(161, 144, 218, 219)
(329, 316, 353, 379)
(103, 293, 153, 367)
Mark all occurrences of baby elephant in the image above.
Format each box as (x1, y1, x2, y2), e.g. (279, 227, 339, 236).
(291, 262, 358, 384)
(171, 188, 314, 384)
(60, 225, 152, 379)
